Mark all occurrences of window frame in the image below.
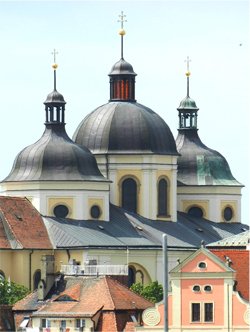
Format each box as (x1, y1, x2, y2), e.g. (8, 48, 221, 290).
(190, 301, 214, 324)
(157, 177, 169, 217)
(121, 177, 138, 213)
(192, 284, 201, 293)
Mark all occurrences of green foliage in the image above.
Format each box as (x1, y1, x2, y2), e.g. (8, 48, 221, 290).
(130, 280, 163, 303)
(0, 279, 30, 305)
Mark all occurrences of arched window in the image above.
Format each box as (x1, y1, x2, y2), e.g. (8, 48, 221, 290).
(33, 269, 41, 290)
(122, 178, 137, 213)
(0, 270, 5, 281)
(158, 178, 168, 216)
(128, 266, 136, 287)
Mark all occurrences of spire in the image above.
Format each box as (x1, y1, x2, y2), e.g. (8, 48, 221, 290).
(52, 48, 58, 91)
(118, 11, 127, 59)
(44, 49, 66, 125)
(109, 12, 137, 102)
(177, 56, 199, 130)
(185, 56, 191, 97)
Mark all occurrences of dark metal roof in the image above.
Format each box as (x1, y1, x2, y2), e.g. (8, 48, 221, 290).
(176, 129, 242, 186)
(3, 124, 107, 182)
(44, 204, 248, 249)
(177, 96, 198, 110)
(109, 58, 137, 76)
(73, 102, 178, 155)
(44, 89, 66, 105)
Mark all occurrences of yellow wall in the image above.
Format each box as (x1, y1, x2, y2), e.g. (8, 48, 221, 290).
(48, 197, 74, 218)
(116, 170, 142, 213)
(88, 198, 104, 220)
(0, 250, 53, 290)
(220, 201, 237, 222)
(182, 200, 209, 218)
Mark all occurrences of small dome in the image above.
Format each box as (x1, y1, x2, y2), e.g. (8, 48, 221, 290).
(109, 58, 136, 76)
(178, 96, 198, 110)
(73, 101, 178, 155)
(176, 130, 242, 186)
(44, 89, 66, 104)
(3, 124, 106, 182)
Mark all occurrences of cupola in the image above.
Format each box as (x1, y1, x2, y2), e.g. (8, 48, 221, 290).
(109, 11, 137, 102)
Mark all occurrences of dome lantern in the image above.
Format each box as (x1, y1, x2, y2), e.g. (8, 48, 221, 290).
(109, 11, 137, 102)
(44, 49, 66, 125)
(177, 56, 199, 130)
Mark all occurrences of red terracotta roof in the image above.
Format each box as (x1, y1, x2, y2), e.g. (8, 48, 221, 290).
(105, 277, 153, 310)
(0, 196, 52, 249)
(55, 282, 81, 302)
(211, 249, 249, 301)
(18, 276, 152, 331)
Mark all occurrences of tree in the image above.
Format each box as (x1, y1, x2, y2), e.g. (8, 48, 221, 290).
(130, 280, 163, 303)
(0, 279, 30, 305)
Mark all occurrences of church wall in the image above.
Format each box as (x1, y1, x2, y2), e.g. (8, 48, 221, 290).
(177, 188, 241, 223)
(0, 182, 110, 221)
(75, 248, 193, 285)
(95, 154, 178, 221)
(0, 250, 53, 290)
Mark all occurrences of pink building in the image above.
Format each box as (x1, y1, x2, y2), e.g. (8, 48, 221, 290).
(139, 233, 249, 332)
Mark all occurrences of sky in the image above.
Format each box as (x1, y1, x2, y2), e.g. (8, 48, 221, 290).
(0, 0, 249, 223)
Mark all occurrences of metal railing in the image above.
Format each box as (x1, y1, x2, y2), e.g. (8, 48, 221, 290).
(60, 264, 128, 276)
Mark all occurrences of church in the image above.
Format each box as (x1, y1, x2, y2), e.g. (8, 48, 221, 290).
(0, 13, 246, 293)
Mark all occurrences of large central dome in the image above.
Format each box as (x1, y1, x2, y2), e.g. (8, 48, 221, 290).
(73, 101, 178, 155)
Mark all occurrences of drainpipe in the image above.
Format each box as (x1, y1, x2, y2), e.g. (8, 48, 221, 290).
(66, 249, 71, 262)
(29, 250, 34, 291)
(163, 234, 168, 332)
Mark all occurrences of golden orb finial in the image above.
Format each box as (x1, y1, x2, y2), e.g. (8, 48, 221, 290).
(185, 70, 191, 77)
(52, 63, 58, 70)
(119, 28, 126, 36)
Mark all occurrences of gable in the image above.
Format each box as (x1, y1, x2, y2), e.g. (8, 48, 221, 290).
(181, 252, 227, 273)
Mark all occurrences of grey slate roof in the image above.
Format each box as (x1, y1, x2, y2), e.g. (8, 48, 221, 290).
(73, 102, 178, 155)
(43, 205, 249, 249)
(207, 230, 250, 247)
(3, 124, 107, 182)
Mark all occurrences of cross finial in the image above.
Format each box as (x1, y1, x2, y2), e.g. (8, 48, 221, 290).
(118, 11, 127, 30)
(184, 56, 191, 97)
(117, 11, 127, 59)
(51, 49, 58, 91)
(51, 49, 58, 65)
(185, 56, 191, 76)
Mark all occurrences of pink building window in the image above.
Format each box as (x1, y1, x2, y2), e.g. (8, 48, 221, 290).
(191, 302, 214, 323)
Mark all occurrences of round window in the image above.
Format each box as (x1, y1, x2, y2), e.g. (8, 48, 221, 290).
(198, 261, 207, 269)
(193, 285, 201, 292)
(90, 205, 101, 219)
(188, 206, 203, 218)
(53, 205, 69, 218)
(224, 207, 233, 221)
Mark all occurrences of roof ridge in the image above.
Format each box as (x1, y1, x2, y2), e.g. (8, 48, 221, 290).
(103, 276, 116, 310)
(0, 210, 23, 249)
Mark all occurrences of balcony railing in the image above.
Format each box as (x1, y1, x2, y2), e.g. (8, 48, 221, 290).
(60, 264, 128, 276)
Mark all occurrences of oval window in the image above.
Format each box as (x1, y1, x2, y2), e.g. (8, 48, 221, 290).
(224, 207, 233, 221)
(193, 285, 201, 292)
(53, 205, 69, 218)
(188, 206, 203, 218)
(90, 205, 101, 219)
(204, 285, 212, 292)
